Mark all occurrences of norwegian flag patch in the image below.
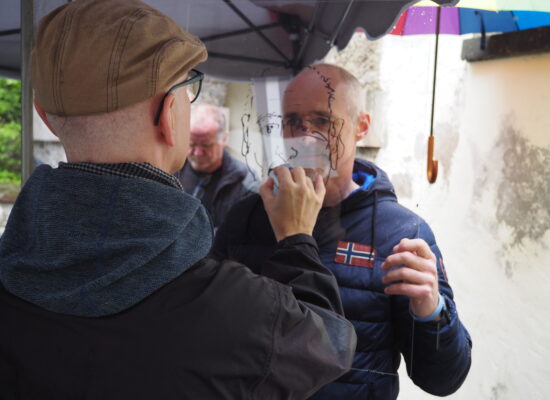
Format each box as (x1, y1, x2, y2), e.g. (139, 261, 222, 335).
(334, 241, 376, 268)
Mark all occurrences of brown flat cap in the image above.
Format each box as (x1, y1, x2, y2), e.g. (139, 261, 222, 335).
(32, 0, 207, 116)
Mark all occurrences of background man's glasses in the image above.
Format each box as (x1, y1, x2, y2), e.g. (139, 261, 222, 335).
(154, 69, 204, 126)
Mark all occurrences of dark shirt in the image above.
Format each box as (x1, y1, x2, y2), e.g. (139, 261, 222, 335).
(175, 150, 257, 229)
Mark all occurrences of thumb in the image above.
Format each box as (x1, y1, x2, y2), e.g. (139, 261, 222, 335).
(260, 177, 275, 202)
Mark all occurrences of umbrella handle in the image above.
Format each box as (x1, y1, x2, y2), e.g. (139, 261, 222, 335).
(427, 136, 438, 184)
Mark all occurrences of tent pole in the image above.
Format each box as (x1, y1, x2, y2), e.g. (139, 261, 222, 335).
(21, 0, 34, 184)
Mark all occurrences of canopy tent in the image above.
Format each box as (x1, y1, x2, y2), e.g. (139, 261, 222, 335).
(2, 0, 464, 182)
(1, 0, 462, 81)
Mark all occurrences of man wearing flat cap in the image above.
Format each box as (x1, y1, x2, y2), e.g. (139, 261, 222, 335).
(0, 0, 356, 399)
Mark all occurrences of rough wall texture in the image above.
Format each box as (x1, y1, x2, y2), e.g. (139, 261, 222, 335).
(324, 32, 381, 98)
(0, 203, 13, 235)
(495, 120, 550, 247)
(34, 141, 66, 166)
(196, 76, 228, 107)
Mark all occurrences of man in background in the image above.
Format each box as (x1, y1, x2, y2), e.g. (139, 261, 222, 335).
(175, 103, 257, 230)
(214, 63, 472, 400)
(0, 2, 357, 398)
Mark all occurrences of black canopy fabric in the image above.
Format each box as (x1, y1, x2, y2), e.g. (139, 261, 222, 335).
(0, 0, 458, 81)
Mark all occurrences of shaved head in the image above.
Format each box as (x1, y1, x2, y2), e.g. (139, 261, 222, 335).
(295, 63, 366, 121)
(283, 63, 371, 206)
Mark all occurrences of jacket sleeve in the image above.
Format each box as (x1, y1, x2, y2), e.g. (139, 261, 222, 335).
(253, 234, 357, 400)
(393, 220, 472, 396)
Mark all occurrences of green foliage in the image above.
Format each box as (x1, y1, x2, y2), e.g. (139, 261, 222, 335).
(0, 78, 21, 184)
(0, 78, 21, 124)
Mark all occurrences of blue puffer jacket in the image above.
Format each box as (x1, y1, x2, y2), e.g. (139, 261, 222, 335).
(214, 159, 472, 400)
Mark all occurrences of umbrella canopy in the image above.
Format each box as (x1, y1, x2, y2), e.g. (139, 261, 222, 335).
(0, 0, 463, 81)
(417, 0, 550, 12)
(388, 4, 550, 183)
(391, 6, 550, 35)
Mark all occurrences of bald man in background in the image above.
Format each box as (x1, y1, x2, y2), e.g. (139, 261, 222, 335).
(175, 104, 257, 230)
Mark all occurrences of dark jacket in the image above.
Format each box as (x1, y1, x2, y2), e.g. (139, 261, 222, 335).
(214, 159, 472, 400)
(175, 150, 258, 229)
(0, 165, 356, 400)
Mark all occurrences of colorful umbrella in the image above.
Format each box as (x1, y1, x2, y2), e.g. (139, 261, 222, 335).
(417, 0, 550, 12)
(392, 6, 550, 36)
(389, 6, 550, 182)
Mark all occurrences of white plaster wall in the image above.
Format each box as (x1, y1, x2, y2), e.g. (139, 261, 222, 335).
(368, 34, 550, 400)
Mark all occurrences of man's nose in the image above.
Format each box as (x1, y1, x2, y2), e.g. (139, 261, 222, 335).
(297, 120, 313, 133)
(191, 146, 204, 156)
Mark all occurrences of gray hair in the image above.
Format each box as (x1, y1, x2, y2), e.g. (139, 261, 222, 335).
(191, 103, 227, 141)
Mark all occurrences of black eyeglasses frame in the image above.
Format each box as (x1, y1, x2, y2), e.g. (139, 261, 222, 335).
(153, 69, 204, 126)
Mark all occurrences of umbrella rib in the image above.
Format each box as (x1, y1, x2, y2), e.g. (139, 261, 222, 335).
(221, 0, 290, 64)
(208, 51, 288, 67)
(292, 2, 321, 71)
(327, 0, 355, 47)
(201, 22, 280, 42)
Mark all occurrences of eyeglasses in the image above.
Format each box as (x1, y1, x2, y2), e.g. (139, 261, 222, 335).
(283, 115, 344, 142)
(153, 69, 204, 126)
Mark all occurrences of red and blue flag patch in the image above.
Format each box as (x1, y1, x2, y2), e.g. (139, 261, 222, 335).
(334, 241, 376, 268)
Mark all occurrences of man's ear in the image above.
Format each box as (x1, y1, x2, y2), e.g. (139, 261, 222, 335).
(220, 130, 229, 145)
(355, 112, 371, 142)
(34, 101, 58, 137)
(158, 93, 177, 147)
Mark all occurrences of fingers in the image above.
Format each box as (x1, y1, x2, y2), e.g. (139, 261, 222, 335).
(261, 166, 323, 242)
(290, 166, 307, 185)
(383, 282, 434, 298)
(381, 238, 436, 272)
(393, 238, 435, 261)
(313, 172, 326, 200)
(271, 166, 293, 190)
(382, 266, 435, 286)
(259, 177, 275, 201)
(380, 238, 440, 315)
(381, 251, 437, 274)
(272, 166, 320, 195)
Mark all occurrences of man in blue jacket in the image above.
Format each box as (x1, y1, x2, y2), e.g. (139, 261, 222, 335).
(214, 63, 472, 399)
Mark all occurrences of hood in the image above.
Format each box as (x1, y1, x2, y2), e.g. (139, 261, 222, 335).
(0, 165, 213, 317)
(346, 159, 397, 211)
(314, 159, 397, 248)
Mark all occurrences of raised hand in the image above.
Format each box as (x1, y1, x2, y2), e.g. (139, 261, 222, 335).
(381, 238, 440, 320)
(260, 166, 325, 242)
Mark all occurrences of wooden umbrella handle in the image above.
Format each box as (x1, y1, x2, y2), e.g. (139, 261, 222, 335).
(427, 136, 438, 184)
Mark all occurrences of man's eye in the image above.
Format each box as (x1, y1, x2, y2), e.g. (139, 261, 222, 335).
(289, 119, 300, 126)
(312, 117, 330, 126)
